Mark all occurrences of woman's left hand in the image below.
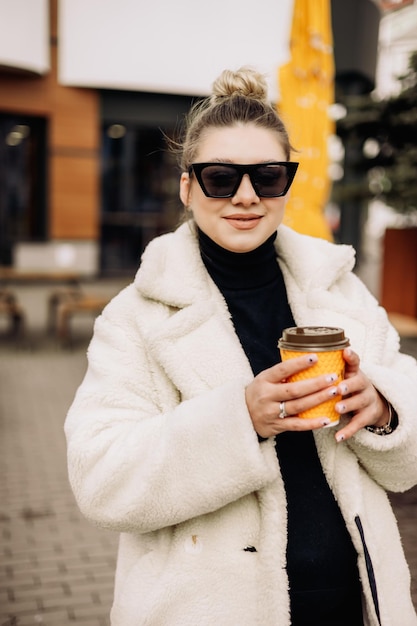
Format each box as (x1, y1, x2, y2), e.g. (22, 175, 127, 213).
(334, 348, 391, 442)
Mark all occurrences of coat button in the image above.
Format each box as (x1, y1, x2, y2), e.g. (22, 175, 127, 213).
(184, 535, 203, 554)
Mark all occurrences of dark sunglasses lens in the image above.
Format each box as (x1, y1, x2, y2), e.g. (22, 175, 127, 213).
(200, 165, 239, 197)
(253, 164, 291, 196)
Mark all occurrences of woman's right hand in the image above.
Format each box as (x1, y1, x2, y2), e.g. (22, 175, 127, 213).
(245, 354, 339, 438)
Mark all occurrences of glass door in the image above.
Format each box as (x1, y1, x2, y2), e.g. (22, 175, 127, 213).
(0, 114, 47, 265)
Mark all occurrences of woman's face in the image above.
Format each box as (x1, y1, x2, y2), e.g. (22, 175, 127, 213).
(180, 123, 290, 253)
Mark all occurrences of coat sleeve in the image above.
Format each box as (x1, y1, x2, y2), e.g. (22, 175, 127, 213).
(64, 290, 278, 534)
(338, 275, 417, 492)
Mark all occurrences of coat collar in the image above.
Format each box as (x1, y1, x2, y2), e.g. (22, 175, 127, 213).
(132, 222, 361, 405)
(134, 222, 356, 308)
(134, 222, 214, 307)
(275, 224, 356, 291)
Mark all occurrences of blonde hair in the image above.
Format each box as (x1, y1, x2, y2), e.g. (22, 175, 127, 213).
(177, 67, 293, 170)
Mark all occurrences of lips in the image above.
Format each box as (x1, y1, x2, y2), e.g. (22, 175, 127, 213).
(223, 214, 263, 229)
(226, 213, 262, 220)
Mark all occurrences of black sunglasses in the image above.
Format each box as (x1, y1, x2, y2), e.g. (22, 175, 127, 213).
(188, 161, 299, 198)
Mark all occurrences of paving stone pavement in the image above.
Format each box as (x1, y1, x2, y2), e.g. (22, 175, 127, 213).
(0, 282, 125, 626)
(1, 283, 417, 625)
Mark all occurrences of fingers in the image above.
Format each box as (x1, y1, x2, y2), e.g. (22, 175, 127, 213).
(277, 377, 340, 416)
(246, 353, 345, 439)
(256, 416, 332, 439)
(335, 408, 377, 443)
(342, 347, 360, 377)
(267, 353, 319, 383)
(248, 349, 384, 441)
(333, 370, 387, 442)
(246, 375, 340, 439)
(246, 371, 339, 422)
(249, 346, 389, 443)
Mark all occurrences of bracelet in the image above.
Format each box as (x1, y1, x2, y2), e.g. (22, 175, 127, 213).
(365, 402, 394, 436)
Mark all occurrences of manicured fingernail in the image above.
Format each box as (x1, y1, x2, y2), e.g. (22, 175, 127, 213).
(339, 384, 348, 395)
(321, 418, 331, 426)
(328, 387, 337, 397)
(307, 354, 318, 364)
(325, 373, 337, 383)
(336, 433, 345, 442)
(336, 402, 346, 413)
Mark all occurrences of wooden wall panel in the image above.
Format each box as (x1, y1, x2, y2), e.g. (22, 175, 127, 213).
(50, 85, 99, 150)
(0, 74, 50, 116)
(50, 155, 98, 239)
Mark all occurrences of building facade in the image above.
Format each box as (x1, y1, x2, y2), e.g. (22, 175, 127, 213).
(1, 0, 413, 276)
(0, 0, 292, 275)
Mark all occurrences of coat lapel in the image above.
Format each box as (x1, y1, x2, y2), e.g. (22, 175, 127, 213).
(275, 225, 372, 353)
(145, 299, 254, 400)
(134, 224, 254, 399)
(134, 222, 373, 397)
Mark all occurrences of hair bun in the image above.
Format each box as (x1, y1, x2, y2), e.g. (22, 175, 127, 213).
(211, 67, 269, 103)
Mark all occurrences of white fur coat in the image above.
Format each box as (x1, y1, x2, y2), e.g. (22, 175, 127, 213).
(65, 223, 417, 626)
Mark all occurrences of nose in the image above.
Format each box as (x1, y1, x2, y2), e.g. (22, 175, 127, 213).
(232, 174, 260, 205)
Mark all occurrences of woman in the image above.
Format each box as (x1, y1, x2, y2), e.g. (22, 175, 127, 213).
(65, 67, 417, 625)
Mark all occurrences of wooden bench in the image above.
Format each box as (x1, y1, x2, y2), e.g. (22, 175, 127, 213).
(388, 312, 417, 337)
(56, 293, 110, 346)
(47, 287, 83, 334)
(0, 289, 25, 339)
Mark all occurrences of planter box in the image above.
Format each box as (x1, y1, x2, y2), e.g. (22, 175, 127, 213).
(381, 227, 417, 316)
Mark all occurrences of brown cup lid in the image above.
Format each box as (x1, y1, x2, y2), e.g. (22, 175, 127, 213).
(278, 326, 350, 351)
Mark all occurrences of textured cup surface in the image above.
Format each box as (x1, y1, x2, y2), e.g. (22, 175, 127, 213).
(279, 348, 345, 423)
(278, 326, 350, 425)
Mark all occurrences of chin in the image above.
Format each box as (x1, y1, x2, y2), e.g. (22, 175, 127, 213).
(227, 228, 276, 252)
(218, 236, 266, 253)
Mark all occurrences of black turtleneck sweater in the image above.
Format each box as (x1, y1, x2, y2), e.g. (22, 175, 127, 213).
(198, 228, 363, 626)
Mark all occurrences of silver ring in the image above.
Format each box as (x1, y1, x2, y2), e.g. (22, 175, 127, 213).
(278, 401, 287, 419)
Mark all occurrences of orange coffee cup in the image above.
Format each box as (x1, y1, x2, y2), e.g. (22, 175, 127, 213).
(278, 326, 350, 426)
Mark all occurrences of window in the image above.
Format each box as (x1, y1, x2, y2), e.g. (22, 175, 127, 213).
(101, 124, 181, 274)
(100, 91, 193, 275)
(0, 114, 47, 265)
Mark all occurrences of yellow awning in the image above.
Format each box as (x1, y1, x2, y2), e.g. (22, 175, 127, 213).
(278, 0, 335, 241)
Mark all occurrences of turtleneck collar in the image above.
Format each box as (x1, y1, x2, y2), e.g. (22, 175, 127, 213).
(198, 227, 279, 290)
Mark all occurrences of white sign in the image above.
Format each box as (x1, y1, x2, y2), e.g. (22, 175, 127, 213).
(58, 0, 294, 101)
(0, 0, 50, 74)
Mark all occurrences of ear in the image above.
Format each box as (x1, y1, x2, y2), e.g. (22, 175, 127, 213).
(180, 172, 192, 207)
